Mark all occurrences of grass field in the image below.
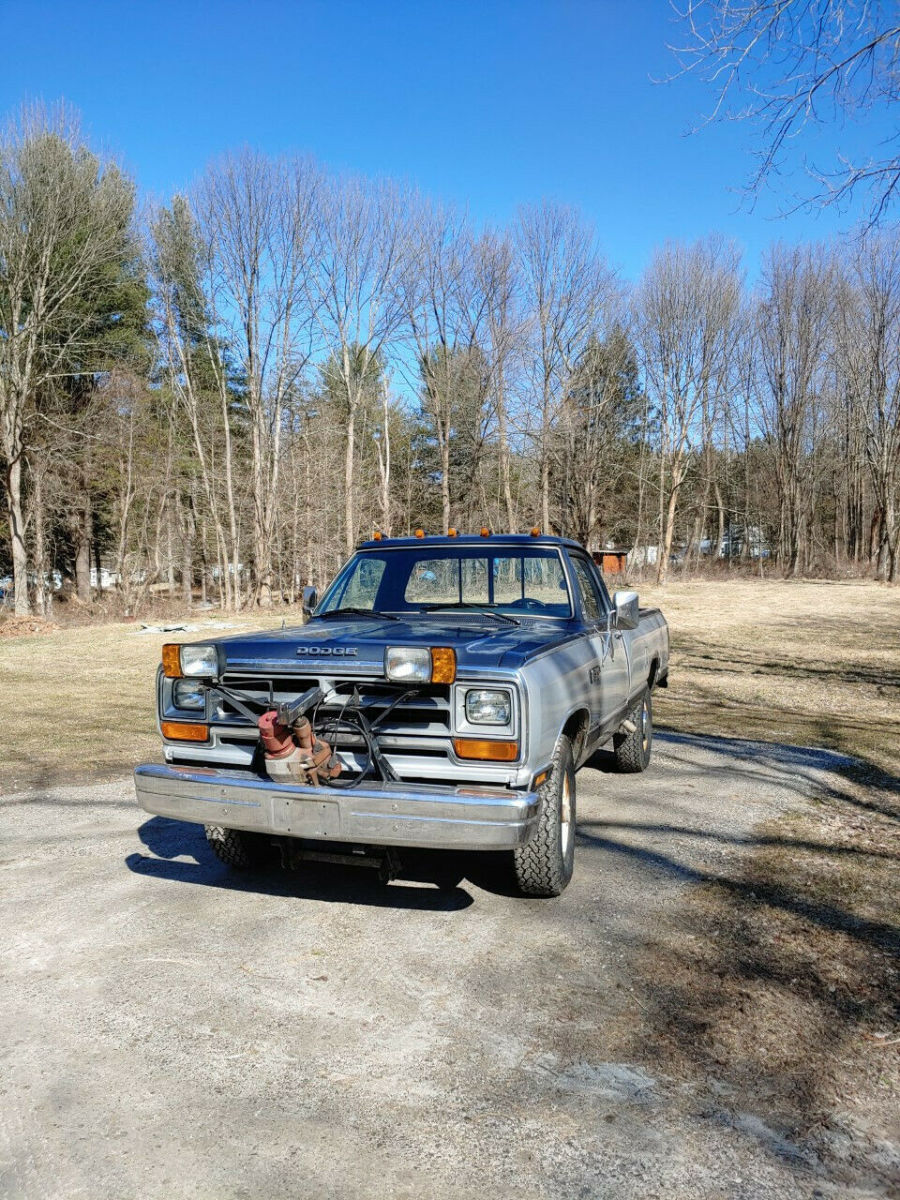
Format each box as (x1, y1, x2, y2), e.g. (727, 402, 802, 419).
(640, 578, 900, 779)
(0, 612, 292, 793)
(0, 579, 897, 791)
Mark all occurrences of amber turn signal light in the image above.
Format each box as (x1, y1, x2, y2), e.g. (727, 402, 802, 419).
(430, 646, 456, 684)
(161, 644, 182, 678)
(161, 721, 209, 742)
(453, 738, 518, 762)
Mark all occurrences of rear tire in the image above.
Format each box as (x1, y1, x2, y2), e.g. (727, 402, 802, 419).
(512, 734, 576, 897)
(612, 687, 653, 773)
(204, 825, 269, 869)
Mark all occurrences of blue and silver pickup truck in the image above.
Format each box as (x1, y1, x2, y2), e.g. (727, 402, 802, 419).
(135, 534, 669, 896)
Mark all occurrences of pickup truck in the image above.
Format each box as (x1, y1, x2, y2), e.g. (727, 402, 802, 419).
(134, 534, 669, 896)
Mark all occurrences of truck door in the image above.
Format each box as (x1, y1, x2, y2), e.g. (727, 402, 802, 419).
(569, 554, 631, 742)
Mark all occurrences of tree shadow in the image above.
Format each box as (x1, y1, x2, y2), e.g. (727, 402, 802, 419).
(655, 728, 900, 820)
(578, 789, 896, 1186)
(674, 632, 900, 689)
(0, 750, 142, 803)
(559, 730, 899, 1187)
(575, 824, 899, 958)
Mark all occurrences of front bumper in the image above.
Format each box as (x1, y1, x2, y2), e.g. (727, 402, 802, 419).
(134, 763, 540, 851)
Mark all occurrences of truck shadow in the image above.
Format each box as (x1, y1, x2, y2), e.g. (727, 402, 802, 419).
(127, 815, 480, 910)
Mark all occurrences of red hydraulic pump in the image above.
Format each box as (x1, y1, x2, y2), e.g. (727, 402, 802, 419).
(257, 708, 342, 786)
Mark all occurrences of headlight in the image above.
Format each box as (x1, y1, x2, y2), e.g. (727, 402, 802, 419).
(465, 689, 512, 725)
(385, 646, 432, 683)
(179, 644, 219, 678)
(173, 679, 206, 711)
(384, 646, 456, 684)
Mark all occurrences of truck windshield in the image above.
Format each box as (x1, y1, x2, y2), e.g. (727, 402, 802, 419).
(317, 546, 573, 618)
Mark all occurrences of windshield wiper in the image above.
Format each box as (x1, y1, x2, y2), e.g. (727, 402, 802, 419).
(417, 602, 519, 626)
(312, 607, 400, 622)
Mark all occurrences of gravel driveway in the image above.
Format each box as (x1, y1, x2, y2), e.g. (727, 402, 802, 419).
(0, 733, 891, 1199)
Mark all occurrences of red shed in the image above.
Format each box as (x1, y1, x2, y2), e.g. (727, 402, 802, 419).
(592, 548, 631, 576)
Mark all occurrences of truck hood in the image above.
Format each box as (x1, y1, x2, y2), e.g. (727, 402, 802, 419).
(209, 614, 579, 674)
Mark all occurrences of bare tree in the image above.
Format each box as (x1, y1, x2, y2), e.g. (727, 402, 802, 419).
(404, 203, 497, 534)
(637, 237, 743, 583)
(515, 203, 612, 533)
(194, 150, 320, 604)
(152, 195, 245, 609)
(756, 242, 835, 574)
(670, 1, 900, 221)
(476, 230, 524, 532)
(552, 323, 642, 547)
(313, 175, 409, 552)
(833, 233, 900, 579)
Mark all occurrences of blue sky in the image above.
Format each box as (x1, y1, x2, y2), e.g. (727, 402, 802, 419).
(0, 0, 884, 280)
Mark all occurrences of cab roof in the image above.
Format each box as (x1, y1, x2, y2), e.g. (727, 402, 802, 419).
(356, 533, 586, 551)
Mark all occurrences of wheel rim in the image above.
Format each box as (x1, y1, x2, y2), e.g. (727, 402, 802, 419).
(560, 773, 572, 855)
(641, 698, 650, 752)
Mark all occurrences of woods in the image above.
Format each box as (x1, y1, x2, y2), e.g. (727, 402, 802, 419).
(2, 103, 899, 618)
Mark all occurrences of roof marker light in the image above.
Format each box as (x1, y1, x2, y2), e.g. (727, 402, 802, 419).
(373, 531, 383, 541)
(480, 527, 491, 537)
(530, 526, 541, 536)
(447, 527, 458, 537)
(415, 528, 425, 539)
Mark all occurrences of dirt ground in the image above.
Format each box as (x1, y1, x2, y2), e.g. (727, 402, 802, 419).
(0, 579, 897, 1197)
(2, 734, 896, 1199)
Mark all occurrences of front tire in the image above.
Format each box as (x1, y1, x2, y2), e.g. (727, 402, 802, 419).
(513, 734, 576, 897)
(612, 687, 653, 773)
(204, 825, 269, 869)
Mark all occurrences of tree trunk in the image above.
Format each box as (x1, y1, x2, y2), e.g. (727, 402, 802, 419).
(655, 448, 667, 584)
(75, 493, 92, 604)
(345, 404, 356, 554)
(32, 463, 47, 616)
(94, 536, 103, 596)
(7, 455, 30, 616)
(180, 491, 194, 609)
(714, 479, 726, 559)
(658, 480, 681, 586)
(496, 379, 516, 532)
(540, 449, 551, 534)
(440, 430, 451, 535)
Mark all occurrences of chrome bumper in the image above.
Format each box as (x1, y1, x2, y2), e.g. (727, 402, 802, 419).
(134, 763, 540, 851)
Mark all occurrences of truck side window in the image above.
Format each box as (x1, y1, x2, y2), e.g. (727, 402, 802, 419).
(587, 557, 613, 613)
(571, 557, 602, 623)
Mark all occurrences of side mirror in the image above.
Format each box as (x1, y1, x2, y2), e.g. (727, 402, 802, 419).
(301, 586, 318, 618)
(612, 589, 639, 630)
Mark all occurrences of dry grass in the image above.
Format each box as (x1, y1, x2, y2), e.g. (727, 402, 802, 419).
(638, 578, 900, 778)
(0, 609, 296, 793)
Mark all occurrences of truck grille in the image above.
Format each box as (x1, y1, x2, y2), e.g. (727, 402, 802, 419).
(217, 674, 452, 744)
